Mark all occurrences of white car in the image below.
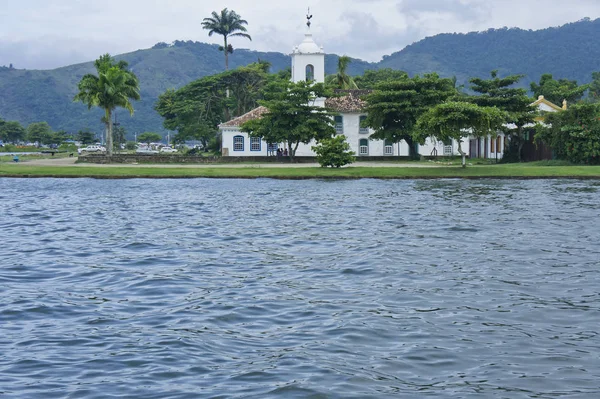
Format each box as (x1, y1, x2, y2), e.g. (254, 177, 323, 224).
(80, 145, 106, 153)
(160, 147, 177, 153)
(136, 148, 159, 154)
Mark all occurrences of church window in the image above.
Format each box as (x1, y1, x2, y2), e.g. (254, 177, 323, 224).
(250, 137, 261, 152)
(233, 135, 244, 151)
(334, 115, 343, 134)
(384, 140, 393, 155)
(306, 64, 315, 82)
(359, 116, 369, 134)
(359, 139, 369, 156)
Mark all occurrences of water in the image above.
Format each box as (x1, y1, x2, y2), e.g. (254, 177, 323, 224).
(1, 178, 599, 398)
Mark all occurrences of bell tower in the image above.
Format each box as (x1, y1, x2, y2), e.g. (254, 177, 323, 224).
(291, 9, 325, 84)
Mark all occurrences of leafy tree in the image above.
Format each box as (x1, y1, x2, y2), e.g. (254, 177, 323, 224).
(137, 132, 162, 146)
(530, 73, 588, 105)
(312, 135, 355, 167)
(416, 101, 507, 167)
(588, 71, 600, 102)
(125, 141, 137, 151)
(113, 125, 127, 150)
(74, 54, 141, 156)
(202, 8, 252, 71)
(26, 122, 53, 146)
(354, 68, 408, 89)
(470, 70, 536, 162)
(156, 63, 274, 149)
(241, 80, 336, 162)
(48, 130, 69, 145)
(536, 103, 600, 164)
(76, 130, 97, 145)
(326, 56, 358, 89)
(0, 120, 26, 143)
(363, 73, 456, 159)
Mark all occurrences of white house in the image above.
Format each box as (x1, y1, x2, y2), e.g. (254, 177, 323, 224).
(220, 19, 470, 159)
(470, 95, 566, 160)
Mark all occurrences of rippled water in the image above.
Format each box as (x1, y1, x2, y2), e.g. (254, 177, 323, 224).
(1, 178, 599, 398)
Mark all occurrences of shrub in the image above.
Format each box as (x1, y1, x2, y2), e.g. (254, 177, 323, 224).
(312, 135, 355, 168)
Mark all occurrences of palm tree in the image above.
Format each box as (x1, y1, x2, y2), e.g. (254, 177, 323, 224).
(202, 8, 252, 70)
(326, 55, 359, 89)
(74, 54, 140, 156)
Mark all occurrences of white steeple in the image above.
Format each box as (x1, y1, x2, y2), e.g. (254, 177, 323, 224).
(291, 9, 325, 84)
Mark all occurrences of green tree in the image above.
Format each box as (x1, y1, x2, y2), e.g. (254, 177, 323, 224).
(202, 8, 252, 71)
(530, 73, 588, 106)
(241, 80, 336, 162)
(137, 132, 162, 146)
(588, 71, 600, 102)
(156, 63, 274, 149)
(363, 73, 456, 159)
(536, 103, 600, 164)
(26, 122, 53, 146)
(113, 125, 127, 150)
(76, 130, 97, 145)
(74, 54, 141, 156)
(48, 130, 69, 145)
(416, 101, 507, 167)
(0, 120, 26, 143)
(354, 68, 408, 89)
(312, 135, 356, 167)
(470, 70, 536, 162)
(325, 56, 359, 89)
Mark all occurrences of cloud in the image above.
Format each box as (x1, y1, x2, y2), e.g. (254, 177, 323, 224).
(2, 0, 600, 69)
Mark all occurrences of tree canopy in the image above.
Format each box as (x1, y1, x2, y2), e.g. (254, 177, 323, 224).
(530, 73, 588, 106)
(363, 73, 456, 158)
(202, 8, 252, 71)
(240, 80, 336, 161)
(74, 54, 140, 156)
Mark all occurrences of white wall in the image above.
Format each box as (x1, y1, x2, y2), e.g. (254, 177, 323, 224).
(291, 53, 325, 84)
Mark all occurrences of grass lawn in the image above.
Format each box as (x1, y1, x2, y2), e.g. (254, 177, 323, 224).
(2, 161, 600, 179)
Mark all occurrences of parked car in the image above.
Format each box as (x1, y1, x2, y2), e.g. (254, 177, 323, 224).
(136, 148, 159, 154)
(80, 145, 106, 153)
(160, 146, 177, 153)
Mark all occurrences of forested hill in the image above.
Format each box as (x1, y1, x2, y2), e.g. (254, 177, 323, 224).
(2, 18, 600, 135)
(0, 41, 374, 136)
(379, 18, 600, 88)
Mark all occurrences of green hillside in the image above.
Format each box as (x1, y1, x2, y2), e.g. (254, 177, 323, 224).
(379, 18, 600, 87)
(0, 41, 373, 137)
(2, 18, 600, 136)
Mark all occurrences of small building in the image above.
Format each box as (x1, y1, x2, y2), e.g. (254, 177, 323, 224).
(470, 95, 566, 161)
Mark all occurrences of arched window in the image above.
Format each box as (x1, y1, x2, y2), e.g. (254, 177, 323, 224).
(233, 135, 244, 151)
(384, 139, 393, 155)
(306, 64, 315, 82)
(359, 139, 369, 156)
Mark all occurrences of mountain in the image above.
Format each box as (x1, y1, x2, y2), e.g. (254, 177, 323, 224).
(2, 18, 600, 136)
(379, 18, 600, 88)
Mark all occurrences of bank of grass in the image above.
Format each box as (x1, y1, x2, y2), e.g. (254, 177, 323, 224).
(2, 162, 600, 179)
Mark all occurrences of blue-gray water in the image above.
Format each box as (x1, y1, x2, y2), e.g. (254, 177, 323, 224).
(1, 178, 599, 398)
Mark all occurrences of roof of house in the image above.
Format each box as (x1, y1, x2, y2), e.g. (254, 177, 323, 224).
(325, 89, 372, 113)
(530, 95, 565, 112)
(219, 106, 269, 128)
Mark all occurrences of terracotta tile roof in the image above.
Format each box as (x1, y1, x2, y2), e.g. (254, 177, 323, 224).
(219, 106, 269, 128)
(326, 89, 372, 113)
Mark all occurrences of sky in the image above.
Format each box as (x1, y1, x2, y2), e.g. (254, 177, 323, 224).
(2, 0, 600, 70)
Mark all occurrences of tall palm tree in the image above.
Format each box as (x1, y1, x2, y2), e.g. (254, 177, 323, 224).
(74, 54, 140, 156)
(202, 8, 252, 70)
(326, 55, 359, 89)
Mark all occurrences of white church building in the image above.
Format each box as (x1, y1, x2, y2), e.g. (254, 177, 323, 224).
(220, 20, 468, 159)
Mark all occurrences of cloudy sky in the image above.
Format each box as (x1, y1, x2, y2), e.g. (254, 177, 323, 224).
(2, 0, 600, 70)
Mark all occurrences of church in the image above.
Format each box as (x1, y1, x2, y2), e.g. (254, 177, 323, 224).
(220, 18, 468, 159)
